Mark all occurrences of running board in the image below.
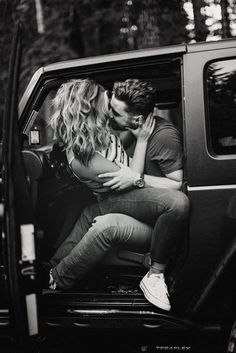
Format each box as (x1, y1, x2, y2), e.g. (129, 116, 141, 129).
(41, 307, 203, 331)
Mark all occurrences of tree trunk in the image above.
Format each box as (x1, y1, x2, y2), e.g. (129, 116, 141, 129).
(35, 0, 45, 34)
(137, 7, 160, 49)
(192, 0, 208, 41)
(221, 0, 231, 38)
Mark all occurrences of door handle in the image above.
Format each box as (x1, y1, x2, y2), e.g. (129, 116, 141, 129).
(143, 323, 163, 329)
(72, 321, 91, 327)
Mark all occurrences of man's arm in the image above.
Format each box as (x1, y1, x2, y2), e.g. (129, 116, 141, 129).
(98, 124, 184, 191)
(143, 169, 183, 190)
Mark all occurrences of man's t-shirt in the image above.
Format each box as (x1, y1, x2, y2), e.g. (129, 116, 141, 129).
(145, 116, 183, 177)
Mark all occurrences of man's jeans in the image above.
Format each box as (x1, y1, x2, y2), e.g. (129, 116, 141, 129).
(50, 187, 189, 289)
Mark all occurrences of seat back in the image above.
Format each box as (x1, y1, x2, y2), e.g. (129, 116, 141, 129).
(22, 149, 46, 208)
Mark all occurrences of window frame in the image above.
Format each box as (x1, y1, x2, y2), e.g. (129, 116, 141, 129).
(204, 56, 236, 157)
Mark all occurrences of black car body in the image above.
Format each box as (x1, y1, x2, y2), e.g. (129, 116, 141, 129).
(1, 28, 236, 352)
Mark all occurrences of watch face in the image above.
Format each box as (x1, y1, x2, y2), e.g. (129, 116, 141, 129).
(135, 178, 145, 188)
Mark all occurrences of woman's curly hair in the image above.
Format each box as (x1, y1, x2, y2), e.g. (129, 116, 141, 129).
(50, 79, 110, 165)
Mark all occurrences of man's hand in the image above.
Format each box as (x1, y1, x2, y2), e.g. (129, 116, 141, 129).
(98, 162, 140, 191)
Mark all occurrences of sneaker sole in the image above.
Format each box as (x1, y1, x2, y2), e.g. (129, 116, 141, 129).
(139, 280, 171, 311)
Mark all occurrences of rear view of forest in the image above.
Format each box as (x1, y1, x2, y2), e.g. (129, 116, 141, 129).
(0, 0, 236, 124)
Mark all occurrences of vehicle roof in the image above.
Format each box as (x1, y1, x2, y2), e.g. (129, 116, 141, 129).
(42, 37, 236, 73)
(19, 38, 236, 117)
(43, 43, 187, 73)
(187, 37, 236, 52)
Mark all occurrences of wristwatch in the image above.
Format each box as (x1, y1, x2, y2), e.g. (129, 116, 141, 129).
(134, 173, 145, 188)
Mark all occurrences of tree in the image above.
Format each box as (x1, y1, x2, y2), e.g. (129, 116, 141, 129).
(189, 0, 235, 41)
(192, 0, 209, 41)
(120, 0, 188, 49)
(71, 0, 125, 56)
(221, 0, 231, 38)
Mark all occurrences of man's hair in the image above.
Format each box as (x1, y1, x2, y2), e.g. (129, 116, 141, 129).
(113, 79, 157, 117)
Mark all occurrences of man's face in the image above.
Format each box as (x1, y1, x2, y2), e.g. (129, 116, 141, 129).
(109, 94, 139, 130)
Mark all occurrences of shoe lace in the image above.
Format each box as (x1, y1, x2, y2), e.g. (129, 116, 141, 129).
(151, 274, 169, 296)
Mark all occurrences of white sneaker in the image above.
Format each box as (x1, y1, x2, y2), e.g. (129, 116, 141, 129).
(49, 269, 57, 290)
(139, 272, 171, 311)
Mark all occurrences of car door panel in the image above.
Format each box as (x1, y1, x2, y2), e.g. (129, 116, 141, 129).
(2, 24, 39, 349)
(174, 47, 236, 314)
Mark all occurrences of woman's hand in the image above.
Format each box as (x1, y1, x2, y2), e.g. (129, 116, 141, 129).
(128, 112, 155, 142)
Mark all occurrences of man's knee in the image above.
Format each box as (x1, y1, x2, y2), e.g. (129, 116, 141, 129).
(172, 191, 190, 218)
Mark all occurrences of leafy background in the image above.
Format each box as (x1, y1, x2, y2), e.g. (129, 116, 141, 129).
(0, 0, 236, 127)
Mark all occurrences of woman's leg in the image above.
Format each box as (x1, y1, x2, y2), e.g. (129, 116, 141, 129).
(51, 214, 152, 289)
(49, 202, 101, 267)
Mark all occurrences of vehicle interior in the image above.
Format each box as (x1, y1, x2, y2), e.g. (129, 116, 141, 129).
(19, 57, 189, 318)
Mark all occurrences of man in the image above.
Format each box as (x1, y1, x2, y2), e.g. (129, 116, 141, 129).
(48, 79, 189, 312)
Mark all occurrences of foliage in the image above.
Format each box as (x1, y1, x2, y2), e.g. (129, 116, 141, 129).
(71, 0, 125, 56)
(134, 0, 188, 48)
(192, 0, 209, 41)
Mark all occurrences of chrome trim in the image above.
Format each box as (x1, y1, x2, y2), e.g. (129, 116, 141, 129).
(0, 309, 9, 313)
(66, 309, 199, 328)
(19, 67, 44, 117)
(44, 44, 186, 73)
(188, 184, 236, 191)
(23, 110, 38, 135)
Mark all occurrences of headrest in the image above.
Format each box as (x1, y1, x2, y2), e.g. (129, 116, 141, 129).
(22, 150, 44, 181)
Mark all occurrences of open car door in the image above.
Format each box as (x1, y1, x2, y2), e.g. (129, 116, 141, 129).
(2, 24, 39, 351)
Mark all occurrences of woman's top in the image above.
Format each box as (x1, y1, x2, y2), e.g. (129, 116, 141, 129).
(66, 134, 130, 194)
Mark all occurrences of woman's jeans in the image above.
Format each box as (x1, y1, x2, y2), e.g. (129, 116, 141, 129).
(50, 187, 189, 289)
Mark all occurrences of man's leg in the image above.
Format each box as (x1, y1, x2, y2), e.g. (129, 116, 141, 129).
(49, 202, 101, 267)
(51, 214, 152, 289)
(97, 188, 189, 263)
(97, 188, 189, 311)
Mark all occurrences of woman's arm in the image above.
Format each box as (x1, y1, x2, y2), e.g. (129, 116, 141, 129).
(70, 152, 120, 184)
(129, 113, 155, 172)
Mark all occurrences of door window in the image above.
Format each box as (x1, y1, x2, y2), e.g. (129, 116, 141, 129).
(206, 58, 236, 155)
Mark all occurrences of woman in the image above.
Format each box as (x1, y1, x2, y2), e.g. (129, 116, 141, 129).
(49, 78, 189, 311)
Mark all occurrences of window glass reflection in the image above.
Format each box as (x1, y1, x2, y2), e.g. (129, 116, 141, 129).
(207, 59, 236, 155)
